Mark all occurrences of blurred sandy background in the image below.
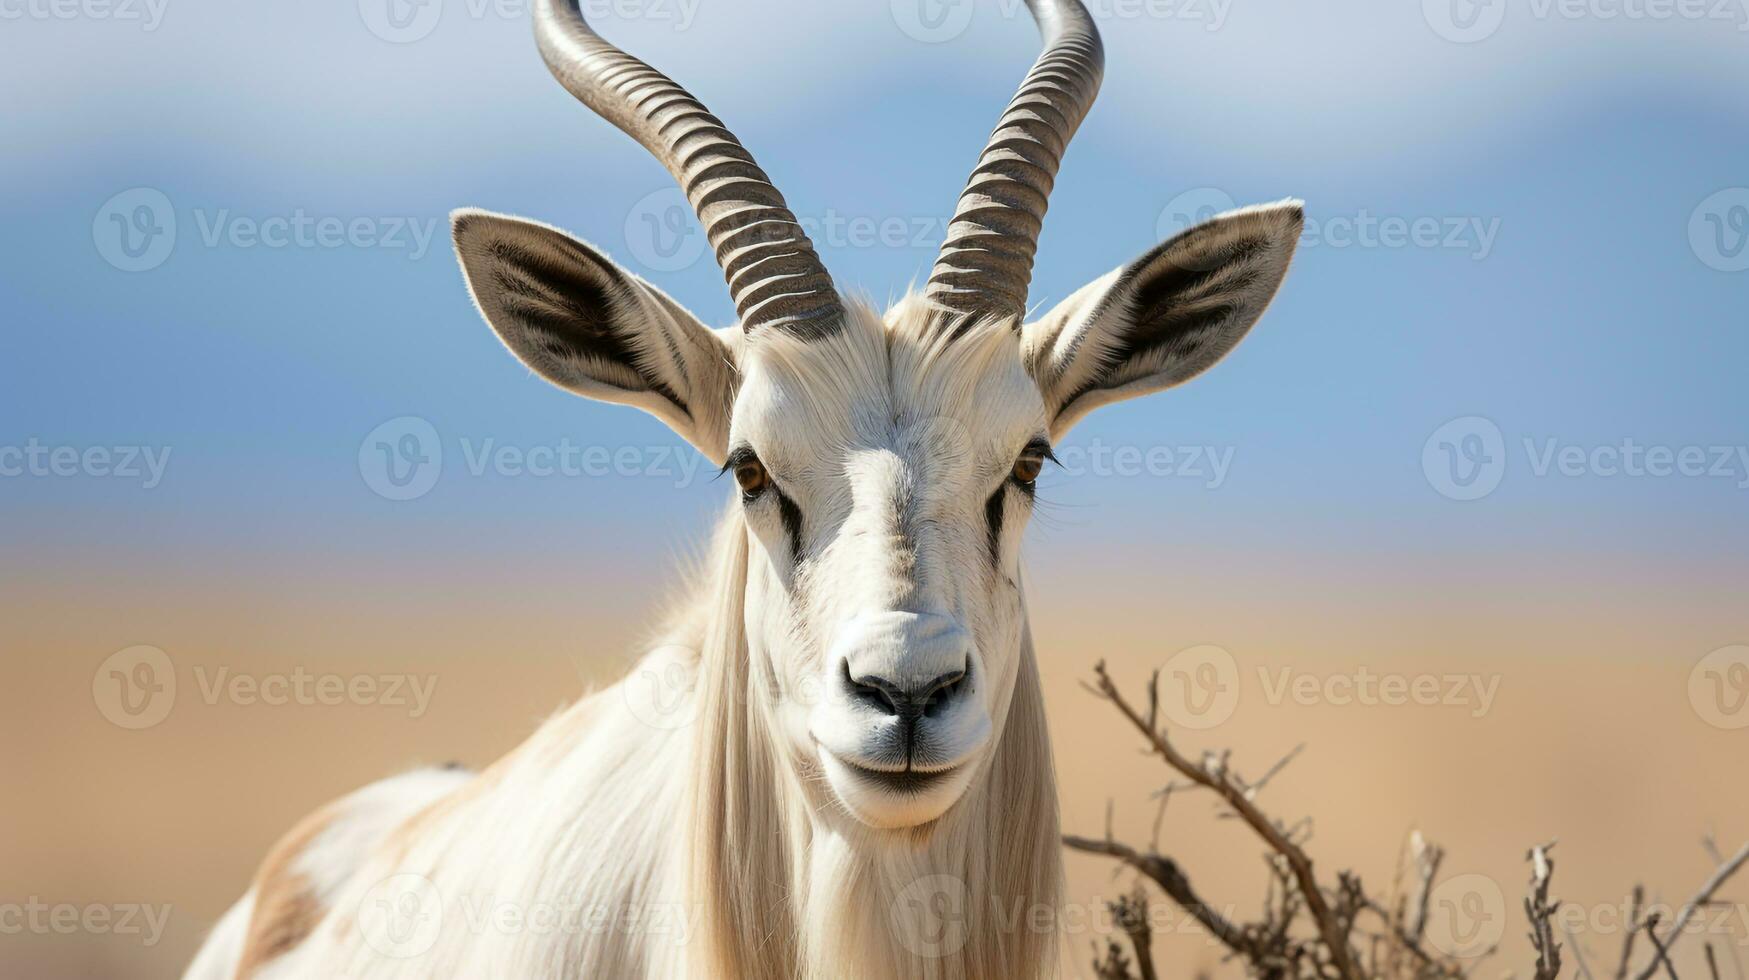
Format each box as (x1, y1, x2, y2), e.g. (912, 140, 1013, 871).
(7, 536, 1746, 977)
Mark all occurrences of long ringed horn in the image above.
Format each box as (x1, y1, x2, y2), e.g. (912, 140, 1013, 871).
(533, 0, 842, 335)
(925, 0, 1105, 324)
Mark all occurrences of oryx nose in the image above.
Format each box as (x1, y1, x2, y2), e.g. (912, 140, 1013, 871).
(836, 611, 974, 721)
(843, 662, 969, 721)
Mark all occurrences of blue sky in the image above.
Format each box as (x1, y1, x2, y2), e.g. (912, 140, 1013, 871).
(3, 0, 1746, 579)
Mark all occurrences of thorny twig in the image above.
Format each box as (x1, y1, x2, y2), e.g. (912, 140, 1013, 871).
(1631, 843, 1749, 980)
(1067, 661, 1476, 980)
(1527, 842, 1562, 980)
(1079, 661, 1363, 980)
(1063, 660, 1749, 980)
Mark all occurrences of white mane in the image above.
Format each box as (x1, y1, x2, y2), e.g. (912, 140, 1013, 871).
(202, 453, 1060, 978)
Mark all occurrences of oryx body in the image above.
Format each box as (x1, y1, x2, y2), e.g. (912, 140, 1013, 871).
(186, 1, 1302, 976)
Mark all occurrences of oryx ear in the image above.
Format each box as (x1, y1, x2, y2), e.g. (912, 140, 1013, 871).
(1023, 201, 1303, 437)
(452, 209, 738, 462)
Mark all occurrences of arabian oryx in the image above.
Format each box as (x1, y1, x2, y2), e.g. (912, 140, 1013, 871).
(185, 0, 1302, 976)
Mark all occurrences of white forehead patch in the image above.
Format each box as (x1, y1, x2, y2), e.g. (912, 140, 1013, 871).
(731, 296, 1048, 484)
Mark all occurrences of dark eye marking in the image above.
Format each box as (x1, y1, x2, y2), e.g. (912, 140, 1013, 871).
(986, 437, 1055, 566)
(984, 487, 1007, 567)
(777, 491, 804, 560)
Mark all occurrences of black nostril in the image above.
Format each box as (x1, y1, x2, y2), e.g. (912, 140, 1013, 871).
(843, 660, 971, 720)
(844, 660, 901, 716)
(920, 665, 969, 718)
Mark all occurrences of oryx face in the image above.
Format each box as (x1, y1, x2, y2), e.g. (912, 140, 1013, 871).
(727, 315, 1047, 828)
(452, 0, 1303, 829)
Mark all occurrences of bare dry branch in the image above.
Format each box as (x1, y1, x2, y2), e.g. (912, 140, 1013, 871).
(1062, 658, 1736, 980)
(1063, 835, 1252, 956)
(1643, 914, 1680, 980)
(1632, 843, 1749, 980)
(1527, 843, 1563, 980)
(1617, 885, 1646, 980)
(1083, 661, 1364, 980)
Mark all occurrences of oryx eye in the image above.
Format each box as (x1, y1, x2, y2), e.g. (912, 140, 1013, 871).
(734, 457, 770, 497)
(1011, 449, 1046, 486)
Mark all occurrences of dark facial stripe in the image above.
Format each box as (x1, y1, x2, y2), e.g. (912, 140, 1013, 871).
(984, 486, 1006, 567)
(777, 490, 805, 561)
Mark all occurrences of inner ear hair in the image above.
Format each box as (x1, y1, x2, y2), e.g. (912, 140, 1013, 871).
(455, 212, 684, 407)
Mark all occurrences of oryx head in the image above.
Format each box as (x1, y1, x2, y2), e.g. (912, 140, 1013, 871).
(453, 0, 1302, 830)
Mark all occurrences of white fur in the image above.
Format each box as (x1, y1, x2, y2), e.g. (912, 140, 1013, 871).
(191, 203, 1300, 979)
